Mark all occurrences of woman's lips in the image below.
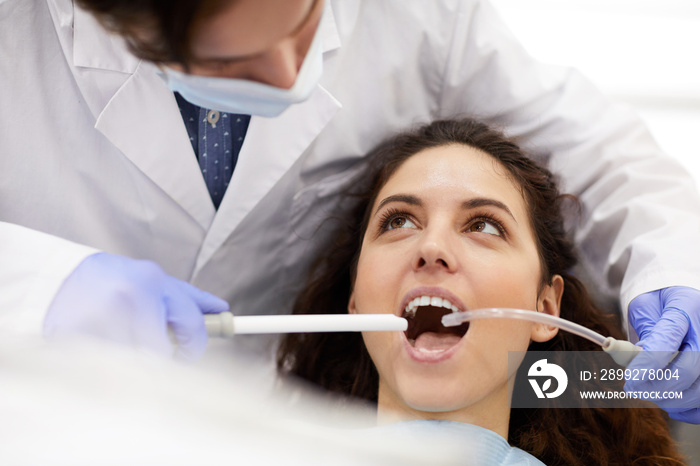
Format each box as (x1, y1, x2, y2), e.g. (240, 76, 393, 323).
(402, 330, 465, 363)
(414, 332, 462, 351)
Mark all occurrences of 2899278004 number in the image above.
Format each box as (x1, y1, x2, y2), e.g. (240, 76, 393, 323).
(600, 368, 680, 382)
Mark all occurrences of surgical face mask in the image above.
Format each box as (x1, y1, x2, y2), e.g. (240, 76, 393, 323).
(161, 19, 324, 118)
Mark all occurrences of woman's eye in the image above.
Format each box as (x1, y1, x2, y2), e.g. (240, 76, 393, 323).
(468, 220, 501, 236)
(386, 216, 417, 230)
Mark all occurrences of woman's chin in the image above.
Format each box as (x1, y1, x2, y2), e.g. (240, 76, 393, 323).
(398, 390, 480, 417)
(381, 379, 511, 424)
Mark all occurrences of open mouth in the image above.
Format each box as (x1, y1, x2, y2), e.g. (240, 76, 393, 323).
(402, 296, 470, 353)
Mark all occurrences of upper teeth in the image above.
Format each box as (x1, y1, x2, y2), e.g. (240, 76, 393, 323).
(404, 295, 461, 318)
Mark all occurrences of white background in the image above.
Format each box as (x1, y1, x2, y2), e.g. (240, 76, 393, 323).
(492, 0, 700, 185)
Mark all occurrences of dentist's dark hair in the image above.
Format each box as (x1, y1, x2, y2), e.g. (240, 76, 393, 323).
(277, 119, 683, 465)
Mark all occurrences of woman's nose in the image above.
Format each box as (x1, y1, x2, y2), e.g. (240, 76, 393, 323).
(412, 231, 457, 273)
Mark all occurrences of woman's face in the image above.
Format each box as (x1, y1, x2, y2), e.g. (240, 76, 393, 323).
(349, 144, 562, 434)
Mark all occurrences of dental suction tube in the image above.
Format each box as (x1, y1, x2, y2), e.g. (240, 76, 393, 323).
(442, 308, 642, 367)
(204, 309, 641, 366)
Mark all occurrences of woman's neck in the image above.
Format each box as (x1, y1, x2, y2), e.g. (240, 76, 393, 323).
(376, 385, 511, 439)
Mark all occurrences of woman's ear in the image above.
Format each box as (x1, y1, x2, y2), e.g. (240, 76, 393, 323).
(348, 290, 358, 315)
(531, 274, 564, 343)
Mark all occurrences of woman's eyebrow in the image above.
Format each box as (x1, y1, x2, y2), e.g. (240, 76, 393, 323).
(463, 198, 517, 223)
(374, 194, 421, 215)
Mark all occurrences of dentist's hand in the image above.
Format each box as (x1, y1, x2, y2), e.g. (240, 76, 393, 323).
(44, 252, 229, 360)
(626, 286, 700, 423)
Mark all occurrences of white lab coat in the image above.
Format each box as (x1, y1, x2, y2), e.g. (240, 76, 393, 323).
(2, 0, 700, 348)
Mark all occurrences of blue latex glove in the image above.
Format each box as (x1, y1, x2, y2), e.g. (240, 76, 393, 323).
(44, 252, 229, 360)
(626, 286, 700, 423)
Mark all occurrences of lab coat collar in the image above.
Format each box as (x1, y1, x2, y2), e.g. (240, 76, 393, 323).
(73, 6, 140, 73)
(319, 0, 342, 53)
(94, 64, 217, 230)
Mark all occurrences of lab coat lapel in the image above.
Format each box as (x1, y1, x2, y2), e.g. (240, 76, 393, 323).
(195, 85, 342, 271)
(94, 66, 215, 229)
(70, 6, 215, 230)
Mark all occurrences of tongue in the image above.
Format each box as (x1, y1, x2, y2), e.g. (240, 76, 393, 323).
(413, 332, 462, 352)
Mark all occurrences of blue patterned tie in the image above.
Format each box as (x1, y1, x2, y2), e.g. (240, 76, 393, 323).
(175, 92, 251, 209)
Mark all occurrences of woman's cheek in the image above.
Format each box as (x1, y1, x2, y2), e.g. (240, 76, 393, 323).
(469, 260, 539, 308)
(354, 252, 402, 313)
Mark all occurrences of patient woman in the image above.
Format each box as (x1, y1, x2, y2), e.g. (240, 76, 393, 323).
(277, 119, 683, 465)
